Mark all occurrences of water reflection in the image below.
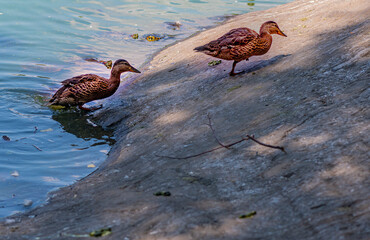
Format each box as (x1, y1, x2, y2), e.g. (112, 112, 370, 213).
(51, 110, 115, 146)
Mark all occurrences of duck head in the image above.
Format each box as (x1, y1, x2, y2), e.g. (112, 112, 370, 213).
(261, 21, 287, 37)
(112, 59, 141, 74)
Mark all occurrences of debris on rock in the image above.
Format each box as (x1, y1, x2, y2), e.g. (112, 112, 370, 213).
(239, 211, 257, 219)
(154, 191, 171, 197)
(89, 227, 112, 237)
(208, 60, 222, 66)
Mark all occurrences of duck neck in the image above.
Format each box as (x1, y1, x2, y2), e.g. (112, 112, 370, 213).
(259, 27, 272, 44)
(259, 24, 271, 36)
(109, 68, 122, 85)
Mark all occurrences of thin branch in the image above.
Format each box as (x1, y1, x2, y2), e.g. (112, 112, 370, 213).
(245, 135, 286, 153)
(155, 115, 286, 160)
(155, 138, 246, 160)
(155, 147, 223, 160)
(32, 144, 42, 151)
(206, 113, 229, 149)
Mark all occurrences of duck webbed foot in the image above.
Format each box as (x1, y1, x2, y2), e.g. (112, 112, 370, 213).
(78, 104, 103, 111)
(229, 71, 243, 76)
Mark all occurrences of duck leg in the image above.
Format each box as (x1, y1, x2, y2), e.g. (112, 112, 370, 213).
(229, 60, 241, 76)
(78, 104, 102, 111)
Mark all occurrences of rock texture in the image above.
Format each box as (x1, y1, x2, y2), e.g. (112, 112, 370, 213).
(1, 0, 369, 239)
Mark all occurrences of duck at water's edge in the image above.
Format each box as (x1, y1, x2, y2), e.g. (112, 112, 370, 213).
(49, 59, 140, 111)
(194, 21, 287, 76)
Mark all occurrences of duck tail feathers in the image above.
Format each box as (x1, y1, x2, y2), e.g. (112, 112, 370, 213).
(194, 45, 207, 52)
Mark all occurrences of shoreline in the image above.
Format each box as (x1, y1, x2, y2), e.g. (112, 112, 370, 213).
(1, 0, 369, 239)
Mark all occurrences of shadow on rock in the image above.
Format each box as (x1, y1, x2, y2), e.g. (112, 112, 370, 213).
(243, 54, 291, 74)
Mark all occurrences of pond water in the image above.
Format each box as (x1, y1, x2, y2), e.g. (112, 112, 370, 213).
(0, 0, 291, 218)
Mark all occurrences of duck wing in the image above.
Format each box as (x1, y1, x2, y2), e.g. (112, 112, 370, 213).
(195, 28, 259, 60)
(216, 28, 258, 47)
(49, 74, 109, 105)
(61, 74, 97, 86)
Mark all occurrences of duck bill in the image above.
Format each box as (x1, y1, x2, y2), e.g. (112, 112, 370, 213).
(129, 66, 141, 73)
(277, 29, 287, 37)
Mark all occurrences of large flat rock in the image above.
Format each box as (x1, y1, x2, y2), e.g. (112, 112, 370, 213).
(1, 0, 369, 239)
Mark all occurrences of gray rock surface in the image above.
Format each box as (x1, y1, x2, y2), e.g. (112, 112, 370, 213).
(1, 0, 369, 239)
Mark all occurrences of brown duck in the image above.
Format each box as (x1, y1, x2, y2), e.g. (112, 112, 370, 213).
(194, 21, 287, 76)
(49, 59, 140, 111)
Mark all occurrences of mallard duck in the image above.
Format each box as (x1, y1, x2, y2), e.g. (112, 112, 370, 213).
(49, 59, 140, 111)
(194, 21, 287, 76)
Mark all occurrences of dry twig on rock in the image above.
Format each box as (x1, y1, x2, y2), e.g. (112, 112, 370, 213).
(245, 135, 285, 153)
(206, 113, 229, 149)
(156, 114, 286, 160)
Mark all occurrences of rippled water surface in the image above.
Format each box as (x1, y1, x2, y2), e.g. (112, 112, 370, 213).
(0, 0, 291, 218)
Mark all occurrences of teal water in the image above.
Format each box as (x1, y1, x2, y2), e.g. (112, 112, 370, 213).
(0, 0, 291, 218)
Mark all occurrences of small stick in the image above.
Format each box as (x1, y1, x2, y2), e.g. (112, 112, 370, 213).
(156, 135, 284, 160)
(245, 135, 286, 153)
(155, 138, 246, 160)
(221, 138, 246, 148)
(156, 115, 286, 160)
(206, 113, 229, 149)
(32, 144, 42, 151)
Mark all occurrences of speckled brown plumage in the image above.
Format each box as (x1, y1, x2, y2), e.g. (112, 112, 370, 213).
(49, 59, 140, 111)
(194, 21, 287, 76)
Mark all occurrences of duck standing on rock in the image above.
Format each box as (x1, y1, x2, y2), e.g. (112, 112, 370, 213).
(194, 21, 287, 76)
(49, 59, 140, 111)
